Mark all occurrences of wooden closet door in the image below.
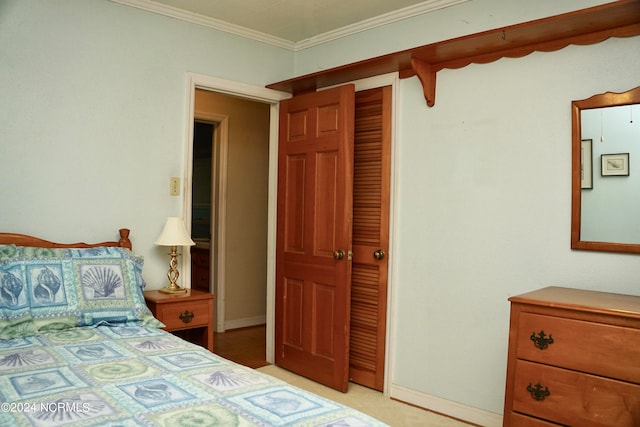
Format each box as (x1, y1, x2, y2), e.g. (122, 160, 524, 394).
(275, 84, 355, 392)
(350, 86, 391, 391)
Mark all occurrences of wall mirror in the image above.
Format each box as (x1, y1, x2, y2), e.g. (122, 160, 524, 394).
(571, 86, 640, 254)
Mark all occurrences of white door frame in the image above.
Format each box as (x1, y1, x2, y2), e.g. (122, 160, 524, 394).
(182, 73, 399, 393)
(183, 73, 289, 361)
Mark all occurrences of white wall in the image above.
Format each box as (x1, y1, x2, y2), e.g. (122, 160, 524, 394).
(0, 0, 292, 288)
(391, 37, 640, 416)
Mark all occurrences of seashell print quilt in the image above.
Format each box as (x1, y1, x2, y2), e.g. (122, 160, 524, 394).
(0, 325, 388, 426)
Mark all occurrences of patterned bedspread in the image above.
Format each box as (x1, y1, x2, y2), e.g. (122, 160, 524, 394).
(0, 326, 387, 427)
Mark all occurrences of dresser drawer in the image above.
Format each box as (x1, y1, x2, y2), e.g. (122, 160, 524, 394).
(192, 248, 210, 267)
(512, 359, 640, 426)
(192, 270, 210, 293)
(508, 412, 559, 427)
(516, 312, 640, 383)
(159, 301, 211, 330)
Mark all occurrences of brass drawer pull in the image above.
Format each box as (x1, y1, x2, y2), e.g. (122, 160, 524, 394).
(530, 330, 554, 350)
(527, 382, 550, 401)
(179, 310, 194, 324)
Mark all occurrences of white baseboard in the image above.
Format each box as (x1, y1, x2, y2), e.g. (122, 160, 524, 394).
(390, 384, 502, 427)
(224, 315, 266, 331)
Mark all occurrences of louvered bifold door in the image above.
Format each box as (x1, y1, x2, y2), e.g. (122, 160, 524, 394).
(349, 86, 391, 391)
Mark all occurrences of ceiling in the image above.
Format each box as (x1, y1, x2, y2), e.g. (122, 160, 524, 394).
(112, 0, 465, 49)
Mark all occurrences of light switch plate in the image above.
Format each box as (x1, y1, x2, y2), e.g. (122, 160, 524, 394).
(169, 177, 180, 196)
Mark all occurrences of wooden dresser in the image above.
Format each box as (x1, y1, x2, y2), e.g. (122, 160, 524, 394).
(191, 247, 210, 293)
(503, 287, 640, 426)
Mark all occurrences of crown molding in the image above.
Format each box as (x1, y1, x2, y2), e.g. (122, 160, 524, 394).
(295, 0, 469, 51)
(108, 0, 296, 50)
(109, 0, 468, 52)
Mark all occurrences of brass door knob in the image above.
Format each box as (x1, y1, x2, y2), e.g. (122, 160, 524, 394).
(333, 249, 345, 260)
(373, 249, 385, 260)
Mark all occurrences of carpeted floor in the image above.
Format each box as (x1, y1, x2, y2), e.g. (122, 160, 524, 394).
(257, 365, 472, 427)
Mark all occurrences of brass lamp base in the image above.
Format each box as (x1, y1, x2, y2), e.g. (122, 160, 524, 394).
(159, 245, 188, 294)
(159, 284, 188, 294)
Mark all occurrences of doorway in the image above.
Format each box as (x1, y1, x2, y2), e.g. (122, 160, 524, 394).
(192, 88, 271, 334)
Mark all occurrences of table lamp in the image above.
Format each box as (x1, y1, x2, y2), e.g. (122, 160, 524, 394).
(155, 217, 195, 293)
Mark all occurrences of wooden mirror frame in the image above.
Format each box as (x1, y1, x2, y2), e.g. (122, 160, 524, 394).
(571, 86, 640, 254)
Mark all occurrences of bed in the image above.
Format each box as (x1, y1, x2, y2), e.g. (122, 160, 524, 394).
(0, 229, 387, 427)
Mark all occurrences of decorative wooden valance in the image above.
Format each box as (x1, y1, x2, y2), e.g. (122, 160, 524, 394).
(267, 0, 640, 106)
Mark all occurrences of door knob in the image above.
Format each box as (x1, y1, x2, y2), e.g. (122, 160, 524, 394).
(373, 249, 385, 260)
(333, 249, 345, 260)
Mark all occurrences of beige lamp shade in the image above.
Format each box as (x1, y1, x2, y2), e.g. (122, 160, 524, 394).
(155, 217, 195, 247)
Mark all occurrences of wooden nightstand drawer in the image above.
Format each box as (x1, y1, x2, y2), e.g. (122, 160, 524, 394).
(160, 301, 210, 330)
(143, 289, 215, 352)
(517, 312, 640, 383)
(512, 359, 640, 426)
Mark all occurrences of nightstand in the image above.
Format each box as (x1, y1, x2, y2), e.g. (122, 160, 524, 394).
(144, 289, 214, 352)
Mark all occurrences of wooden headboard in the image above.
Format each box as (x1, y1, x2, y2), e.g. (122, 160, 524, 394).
(0, 228, 132, 250)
